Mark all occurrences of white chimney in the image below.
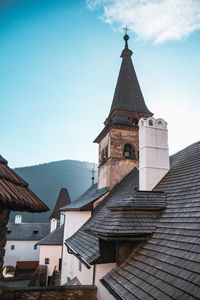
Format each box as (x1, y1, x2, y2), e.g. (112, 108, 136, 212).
(50, 218, 57, 233)
(15, 215, 22, 224)
(60, 213, 65, 226)
(139, 117, 170, 191)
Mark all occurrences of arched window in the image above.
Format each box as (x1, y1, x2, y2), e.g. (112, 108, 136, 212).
(123, 144, 136, 159)
(100, 146, 108, 164)
(158, 120, 163, 127)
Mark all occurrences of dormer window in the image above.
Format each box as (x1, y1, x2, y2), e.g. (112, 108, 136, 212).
(123, 144, 136, 159)
(33, 229, 38, 234)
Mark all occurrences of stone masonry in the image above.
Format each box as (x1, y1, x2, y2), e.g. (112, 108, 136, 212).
(0, 285, 97, 300)
(98, 127, 139, 189)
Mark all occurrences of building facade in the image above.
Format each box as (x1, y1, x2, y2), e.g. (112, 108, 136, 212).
(61, 34, 153, 300)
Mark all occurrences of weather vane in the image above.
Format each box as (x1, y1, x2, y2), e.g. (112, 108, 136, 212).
(123, 26, 130, 35)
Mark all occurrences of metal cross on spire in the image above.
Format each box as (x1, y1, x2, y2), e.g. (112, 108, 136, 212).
(123, 26, 130, 35)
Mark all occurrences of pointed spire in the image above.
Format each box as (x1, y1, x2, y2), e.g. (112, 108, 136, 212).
(49, 188, 71, 220)
(108, 33, 152, 120)
(94, 33, 153, 144)
(121, 34, 133, 58)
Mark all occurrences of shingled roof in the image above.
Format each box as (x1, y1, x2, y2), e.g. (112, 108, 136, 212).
(6, 222, 50, 241)
(0, 155, 48, 212)
(62, 184, 109, 212)
(94, 35, 152, 144)
(109, 35, 152, 116)
(37, 224, 64, 246)
(102, 141, 200, 299)
(49, 188, 71, 219)
(65, 169, 139, 265)
(86, 191, 166, 240)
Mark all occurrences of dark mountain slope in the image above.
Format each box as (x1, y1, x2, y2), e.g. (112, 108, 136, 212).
(10, 160, 96, 223)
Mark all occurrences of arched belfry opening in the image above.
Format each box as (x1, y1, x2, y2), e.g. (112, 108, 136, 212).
(100, 145, 108, 165)
(123, 143, 136, 159)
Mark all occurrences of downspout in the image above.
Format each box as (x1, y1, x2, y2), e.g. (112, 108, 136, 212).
(60, 213, 65, 272)
(92, 264, 96, 285)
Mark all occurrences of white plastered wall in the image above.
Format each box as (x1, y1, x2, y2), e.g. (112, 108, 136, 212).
(39, 245, 62, 278)
(4, 240, 39, 267)
(61, 211, 91, 285)
(95, 263, 116, 300)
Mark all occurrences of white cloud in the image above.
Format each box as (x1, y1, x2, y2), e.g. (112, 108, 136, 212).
(86, 0, 200, 43)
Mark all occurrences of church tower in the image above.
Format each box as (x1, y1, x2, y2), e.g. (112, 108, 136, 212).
(94, 33, 153, 189)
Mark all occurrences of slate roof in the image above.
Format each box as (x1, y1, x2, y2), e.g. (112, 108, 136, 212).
(0, 155, 48, 212)
(102, 141, 200, 299)
(37, 224, 64, 246)
(62, 183, 109, 211)
(49, 188, 71, 219)
(86, 191, 166, 240)
(65, 169, 139, 264)
(6, 222, 50, 241)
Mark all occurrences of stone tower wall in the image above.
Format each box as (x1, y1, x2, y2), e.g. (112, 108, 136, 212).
(98, 127, 139, 189)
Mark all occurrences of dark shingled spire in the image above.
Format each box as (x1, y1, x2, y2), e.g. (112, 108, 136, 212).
(94, 33, 153, 143)
(49, 188, 71, 220)
(109, 34, 152, 117)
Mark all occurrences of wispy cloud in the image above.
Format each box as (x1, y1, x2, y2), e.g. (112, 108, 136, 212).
(86, 0, 200, 43)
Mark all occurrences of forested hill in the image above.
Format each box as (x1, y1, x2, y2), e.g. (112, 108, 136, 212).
(10, 160, 97, 223)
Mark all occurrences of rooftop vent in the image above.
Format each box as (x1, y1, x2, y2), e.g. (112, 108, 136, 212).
(15, 215, 22, 224)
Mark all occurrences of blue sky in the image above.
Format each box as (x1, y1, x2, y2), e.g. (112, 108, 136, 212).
(1, 0, 200, 167)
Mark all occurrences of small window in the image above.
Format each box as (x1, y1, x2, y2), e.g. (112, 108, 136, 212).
(79, 260, 82, 272)
(11, 245, 15, 250)
(45, 258, 49, 265)
(132, 118, 138, 125)
(34, 245, 37, 250)
(123, 144, 136, 159)
(149, 120, 153, 126)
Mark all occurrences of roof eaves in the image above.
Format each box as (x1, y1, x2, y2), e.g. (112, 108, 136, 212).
(85, 230, 150, 242)
(65, 242, 91, 269)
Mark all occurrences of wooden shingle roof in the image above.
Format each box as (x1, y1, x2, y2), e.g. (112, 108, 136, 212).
(102, 141, 200, 299)
(86, 191, 166, 240)
(62, 184, 109, 212)
(65, 169, 139, 265)
(0, 155, 48, 212)
(109, 48, 152, 116)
